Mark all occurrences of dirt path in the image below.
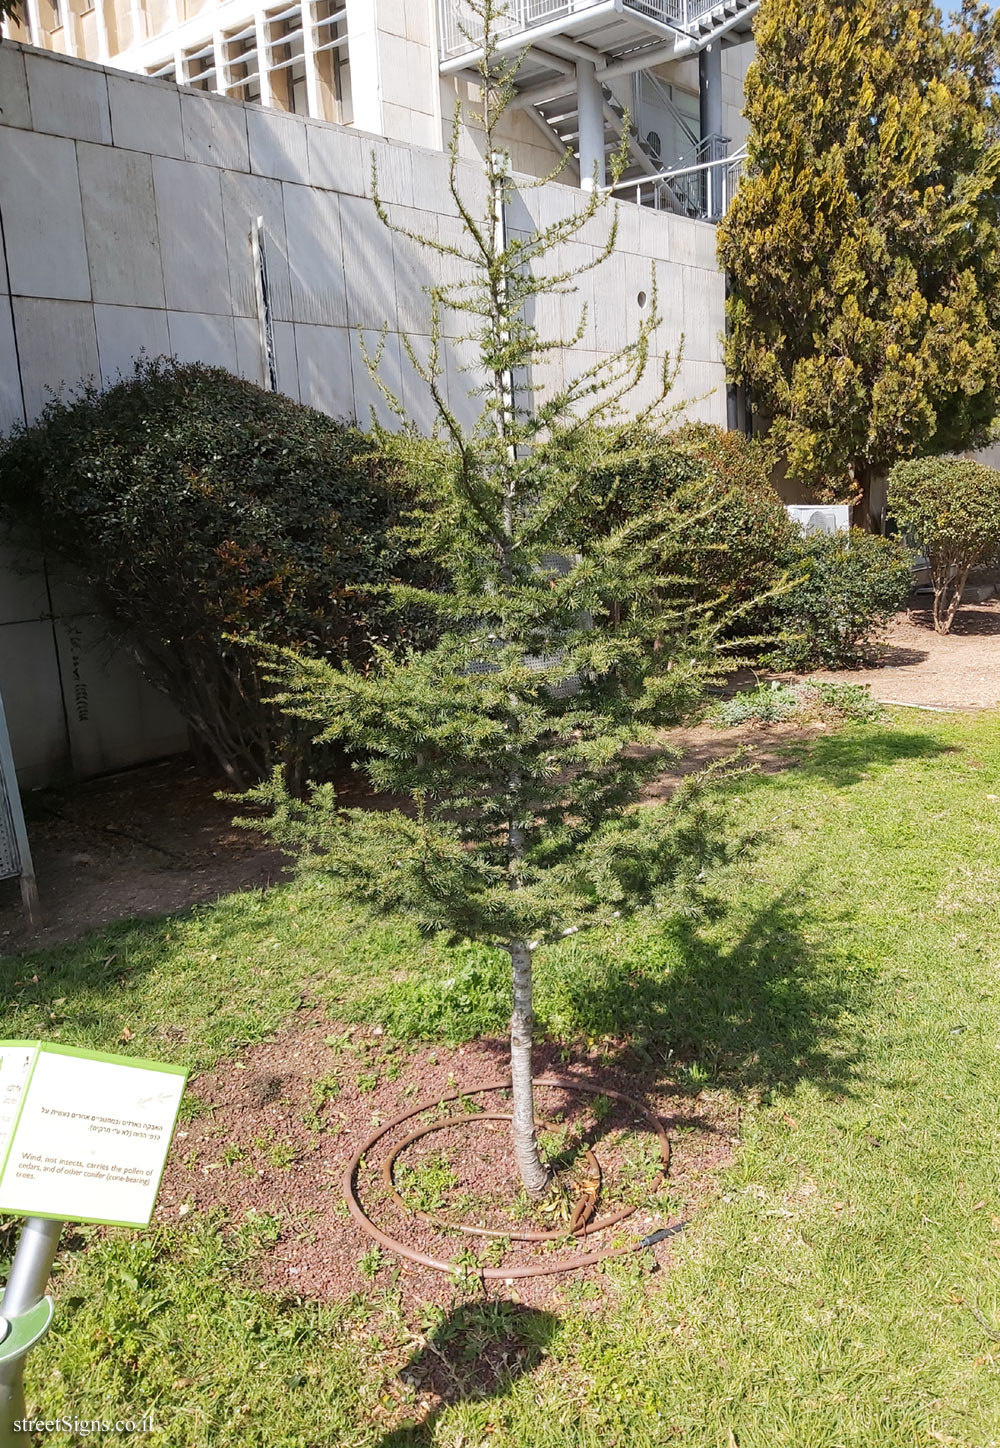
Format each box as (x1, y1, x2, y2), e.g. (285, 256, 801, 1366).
(810, 599, 1000, 710)
(0, 759, 285, 955)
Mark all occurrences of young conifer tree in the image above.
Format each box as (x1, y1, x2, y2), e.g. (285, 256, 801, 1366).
(244, 0, 722, 1200)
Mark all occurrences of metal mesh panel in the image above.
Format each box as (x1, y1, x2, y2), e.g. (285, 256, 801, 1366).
(0, 779, 22, 881)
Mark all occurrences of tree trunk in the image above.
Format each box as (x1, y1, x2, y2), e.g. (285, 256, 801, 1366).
(509, 939, 552, 1200)
(851, 461, 872, 531)
(934, 566, 970, 635)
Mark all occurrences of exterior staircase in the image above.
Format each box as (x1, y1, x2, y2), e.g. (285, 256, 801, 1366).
(532, 84, 700, 214)
(438, 0, 758, 219)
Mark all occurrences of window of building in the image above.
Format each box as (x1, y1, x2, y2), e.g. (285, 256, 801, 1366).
(147, 57, 178, 81)
(222, 21, 262, 103)
(265, 3, 307, 114)
(312, 0, 351, 124)
(182, 39, 217, 91)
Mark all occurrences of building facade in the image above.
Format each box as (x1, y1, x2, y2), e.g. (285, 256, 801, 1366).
(3, 0, 756, 219)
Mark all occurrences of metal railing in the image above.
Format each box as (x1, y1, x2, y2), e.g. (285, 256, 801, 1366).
(630, 68, 699, 165)
(611, 143, 747, 219)
(438, 0, 741, 60)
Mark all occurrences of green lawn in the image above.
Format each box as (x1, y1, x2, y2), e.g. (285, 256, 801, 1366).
(4, 709, 1000, 1447)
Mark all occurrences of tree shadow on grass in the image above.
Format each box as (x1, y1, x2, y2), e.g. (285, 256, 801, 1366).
(376, 1301, 558, 1447)
(523, 728, 956, 1105)
(753, 725, 954, 792)
(475, 876, 866, 1118)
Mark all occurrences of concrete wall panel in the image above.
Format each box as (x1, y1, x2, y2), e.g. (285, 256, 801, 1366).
(94, 303, 171, 385)
(0, 530, 49, 623)
(306, 120, 366, 197)
(153, 156, 230, 314)
(107, 71, 185, 160)
(293, 322, 353, 416)
(272, 320, 300, 400)
(180, 89, 250, 172)
(340, 193, 396, 329)
(0, 307, 24, 435)
(0, 618, 72, 789)
(0, 129, 90, 301)
(78, 144, 165, 308)
(24, 50, 111, 143)
(282, 184, 347, 326)
(0, 46, 31, 130)
(12, 297, 99, 420)
(165, 311, 239, 370)
(248, 106, 310, 184)
(220, 170, 292, 321)
(53, 614, 187, 780)
(351, 327, 402, 428)
(234, 315, 265, 385)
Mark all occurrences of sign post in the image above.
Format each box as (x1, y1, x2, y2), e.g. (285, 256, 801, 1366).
(0, 1219, 61, 1447)
(0, 1042, 186, 1441)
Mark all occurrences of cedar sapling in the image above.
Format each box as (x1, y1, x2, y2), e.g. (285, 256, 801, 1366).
(239, 0, 729, 1204)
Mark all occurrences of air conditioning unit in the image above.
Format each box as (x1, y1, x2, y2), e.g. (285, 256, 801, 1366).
(786, 504, 850, 536)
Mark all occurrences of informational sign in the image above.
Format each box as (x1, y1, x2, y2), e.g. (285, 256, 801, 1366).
(0, 1043, 186, 1228)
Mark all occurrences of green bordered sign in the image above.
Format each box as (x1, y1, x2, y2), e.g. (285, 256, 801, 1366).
(0, 1043, 187, 1228)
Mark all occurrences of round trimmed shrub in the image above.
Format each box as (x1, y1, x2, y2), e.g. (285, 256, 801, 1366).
(0, 359, 438, 785)
(888, 456, 1000, 633)
(559, 421, 798, 627)
(766, 529, 912, 669)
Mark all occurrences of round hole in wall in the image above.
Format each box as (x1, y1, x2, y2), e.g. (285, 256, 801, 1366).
(636, 290, 648, 309)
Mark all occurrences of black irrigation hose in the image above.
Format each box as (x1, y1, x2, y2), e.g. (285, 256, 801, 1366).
(344, 1075, 686, 1280)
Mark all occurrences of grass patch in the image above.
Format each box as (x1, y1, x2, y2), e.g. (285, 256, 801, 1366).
(6, 710, 1000, 1444)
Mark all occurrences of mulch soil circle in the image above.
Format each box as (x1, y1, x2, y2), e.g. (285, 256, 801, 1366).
(346, 1076, 674, 1278)
(155, 1008, 739, 1312)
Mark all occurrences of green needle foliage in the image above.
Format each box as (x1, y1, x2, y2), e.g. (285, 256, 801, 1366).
(719, 0, 1000, 514)
(241, 0, 727, 1197)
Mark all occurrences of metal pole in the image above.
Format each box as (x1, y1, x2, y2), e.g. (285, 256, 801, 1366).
(0, 686, 39, 927)
(698, 39, 724, 219)
(0, 1219, 62, 1447)
(576, 59, 606, 192)
(251, 217, 278, 394)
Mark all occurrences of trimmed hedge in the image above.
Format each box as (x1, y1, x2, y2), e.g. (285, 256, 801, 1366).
(765, 529, 912, 669)
(561, 423, 911, 667)
(558, 422, 798, 628)
(0, 359, 437, 785)
(888, 456, 1000, 634)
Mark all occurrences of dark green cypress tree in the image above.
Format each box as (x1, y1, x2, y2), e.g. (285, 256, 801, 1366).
(719, 0, 1000, 518)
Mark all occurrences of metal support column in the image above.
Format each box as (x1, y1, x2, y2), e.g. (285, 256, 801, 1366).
(699, 39, 724, 220)
(576, 59, 605, 192)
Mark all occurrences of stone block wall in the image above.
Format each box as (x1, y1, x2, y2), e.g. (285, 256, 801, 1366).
(0, 41, 727, 786)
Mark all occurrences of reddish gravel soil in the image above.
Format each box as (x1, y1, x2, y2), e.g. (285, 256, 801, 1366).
(809, 598, 1000, 710)
(155, 1009, 738, 1314)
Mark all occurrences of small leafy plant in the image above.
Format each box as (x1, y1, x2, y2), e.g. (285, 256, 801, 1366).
(711, 683, 800, 727)
(711, 679, 883, 728)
